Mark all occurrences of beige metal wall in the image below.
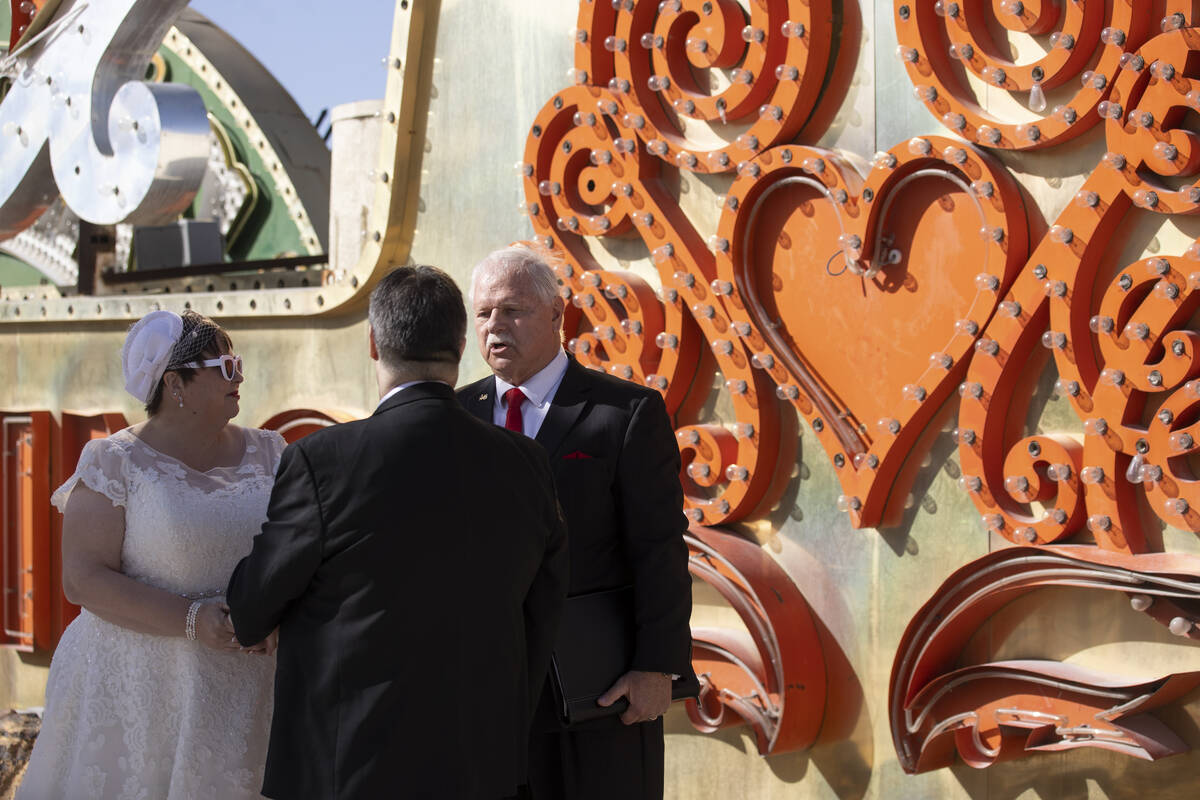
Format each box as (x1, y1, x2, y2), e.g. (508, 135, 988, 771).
(4, 1, 1200, 798)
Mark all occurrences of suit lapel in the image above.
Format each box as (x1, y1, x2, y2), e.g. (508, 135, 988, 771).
(536, 359, 590, 459)
(460, 375, 497, 423)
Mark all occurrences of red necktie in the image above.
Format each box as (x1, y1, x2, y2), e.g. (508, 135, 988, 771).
(504, 387, 528, 434)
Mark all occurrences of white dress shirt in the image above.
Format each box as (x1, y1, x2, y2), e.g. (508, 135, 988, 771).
(492, 349, 569, 438)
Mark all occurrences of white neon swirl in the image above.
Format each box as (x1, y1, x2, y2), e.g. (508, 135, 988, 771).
(0, 0, 209, 239)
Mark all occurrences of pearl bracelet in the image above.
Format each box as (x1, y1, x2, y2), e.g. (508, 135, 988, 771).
(185, 600, 203, 641)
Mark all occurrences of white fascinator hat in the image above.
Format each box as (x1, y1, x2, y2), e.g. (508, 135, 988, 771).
(122, 311, 184, 404)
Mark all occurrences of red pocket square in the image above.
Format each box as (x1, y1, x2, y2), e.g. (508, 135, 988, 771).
(563, 450, 594, 460)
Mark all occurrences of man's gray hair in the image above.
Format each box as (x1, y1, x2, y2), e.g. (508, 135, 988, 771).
(470, 245, 561, 308)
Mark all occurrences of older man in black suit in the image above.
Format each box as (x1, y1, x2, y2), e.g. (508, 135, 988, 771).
(227, 265, 568, 799)
(458, 246, 693, 800)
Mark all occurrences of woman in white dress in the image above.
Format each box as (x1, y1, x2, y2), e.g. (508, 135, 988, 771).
(18, 310, 284, 799)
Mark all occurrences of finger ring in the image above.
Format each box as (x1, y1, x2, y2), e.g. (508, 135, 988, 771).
(649, 715, 658, 721)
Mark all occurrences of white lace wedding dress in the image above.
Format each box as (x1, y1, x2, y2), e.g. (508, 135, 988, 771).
(18, 426, 286, 800)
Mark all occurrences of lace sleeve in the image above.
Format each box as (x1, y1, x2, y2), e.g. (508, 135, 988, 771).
(259, 429, 289, 474)
(50, 437, 129, 512)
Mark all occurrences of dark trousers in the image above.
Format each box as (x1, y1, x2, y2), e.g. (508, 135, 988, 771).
(518, 718, 665, 800)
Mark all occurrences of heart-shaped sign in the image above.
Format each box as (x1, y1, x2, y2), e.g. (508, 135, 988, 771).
(713, 136, 1029, 527)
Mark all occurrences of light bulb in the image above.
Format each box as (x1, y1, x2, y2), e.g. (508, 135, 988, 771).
(959, 381, 984, 399)
(1004, 475, 1030, 495)
(1046, 463, 1071, 481)
(907, 137, 932, 156)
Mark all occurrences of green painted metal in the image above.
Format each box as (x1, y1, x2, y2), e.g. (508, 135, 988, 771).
(0, 253, 45, 286)
(156, 48, 315, 263)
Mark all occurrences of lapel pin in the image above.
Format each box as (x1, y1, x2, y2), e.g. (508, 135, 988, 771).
(478, 393, 488, 401)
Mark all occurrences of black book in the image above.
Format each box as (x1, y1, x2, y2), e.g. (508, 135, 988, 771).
(548, 585, 699, 726)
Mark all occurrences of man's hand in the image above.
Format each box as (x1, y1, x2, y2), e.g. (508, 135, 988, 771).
(243, 627, 279, 656)
(597, 670, 671, 725)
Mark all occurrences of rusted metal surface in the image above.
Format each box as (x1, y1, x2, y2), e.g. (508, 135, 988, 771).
(0, 711, 40, 800)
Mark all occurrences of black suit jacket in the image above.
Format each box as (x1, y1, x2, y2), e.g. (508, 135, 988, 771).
(227, 382, 568, 799)
(458, 358, 693, 721)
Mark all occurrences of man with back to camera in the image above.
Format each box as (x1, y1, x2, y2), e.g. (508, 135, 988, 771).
(457, 245, 694, 800)
(226, 265, 569, 799)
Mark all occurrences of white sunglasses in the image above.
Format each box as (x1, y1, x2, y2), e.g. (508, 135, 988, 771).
(181, 353, 244, 381)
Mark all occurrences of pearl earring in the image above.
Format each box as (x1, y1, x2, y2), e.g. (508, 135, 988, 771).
(174, 392, 183, 408)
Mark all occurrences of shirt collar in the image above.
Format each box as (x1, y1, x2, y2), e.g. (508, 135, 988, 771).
(495, 349, 568, 408)
(376, 379, 446, 409)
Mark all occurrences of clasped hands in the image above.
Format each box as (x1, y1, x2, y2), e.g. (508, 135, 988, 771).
(597, 669, 671, 725)
(194, 602, 667, 712)
(192, 599, 277, 655)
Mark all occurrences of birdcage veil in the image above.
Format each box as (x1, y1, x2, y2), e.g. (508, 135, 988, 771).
(122, 310, 231, 411)
(164, 311, 226, 371)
